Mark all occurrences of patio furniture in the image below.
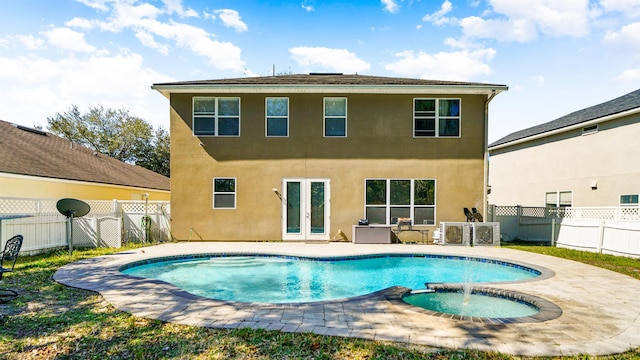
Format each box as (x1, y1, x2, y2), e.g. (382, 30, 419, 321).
(0, 235, 23, 303)
(472, 208, 483, 222)
(463, 208, 474, 222)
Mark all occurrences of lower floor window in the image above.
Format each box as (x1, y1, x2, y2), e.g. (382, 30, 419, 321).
(365, 179, 435, 225)
(620, 194, 639, 207)
(213, 178, 236, 209)
(545, 191, 572, 208)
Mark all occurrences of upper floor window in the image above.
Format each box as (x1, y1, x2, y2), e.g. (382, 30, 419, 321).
(266, 97, 289, 137)
(324, 97, 347, 137)
(414, 98, 461, 137)
(213, 178, 236, 209)
(620, 194, 639, 207)
(193, 97, 240, 136)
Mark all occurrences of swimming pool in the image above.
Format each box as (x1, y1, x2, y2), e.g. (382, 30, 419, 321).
(121, 254, 540, 303)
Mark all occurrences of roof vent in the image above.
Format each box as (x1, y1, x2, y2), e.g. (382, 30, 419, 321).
(309, 72, 343, 76)
(14, 124, 47, 136)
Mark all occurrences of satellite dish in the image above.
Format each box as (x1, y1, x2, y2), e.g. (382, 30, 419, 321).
(56, 198, 90, 218)
(56, 198, 90, 255)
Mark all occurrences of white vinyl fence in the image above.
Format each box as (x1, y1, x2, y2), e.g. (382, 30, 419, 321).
(0, 197, 171, 255)
(489, 205, 640, 258)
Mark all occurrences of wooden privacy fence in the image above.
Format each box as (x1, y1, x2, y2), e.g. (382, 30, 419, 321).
(488, 205, 640, 258)
(0, 197, 171, 255)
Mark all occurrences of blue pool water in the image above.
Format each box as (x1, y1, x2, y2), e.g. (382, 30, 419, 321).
(403, 291, 539, 318)
(121, 254, 540, 303)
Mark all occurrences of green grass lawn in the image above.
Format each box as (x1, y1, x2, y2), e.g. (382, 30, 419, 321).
(1, 243, 639, 359)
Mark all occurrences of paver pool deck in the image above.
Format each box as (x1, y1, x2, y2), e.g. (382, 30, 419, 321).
(53, 242, 640, 356)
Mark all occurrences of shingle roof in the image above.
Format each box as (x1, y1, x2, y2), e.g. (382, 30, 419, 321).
(0, 120, 170, 191)
(489, 88, 640, 148)
(153, 73, 507, 87)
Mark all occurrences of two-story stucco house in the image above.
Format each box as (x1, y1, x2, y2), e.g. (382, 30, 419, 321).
(152, 74, 507, 241)
(488, 88, 640, 208)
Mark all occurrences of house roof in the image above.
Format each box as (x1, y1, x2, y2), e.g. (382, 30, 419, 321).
(489, 88, 640, 149)
(0, 120, 170, 191)
(152, 73, 508, 97)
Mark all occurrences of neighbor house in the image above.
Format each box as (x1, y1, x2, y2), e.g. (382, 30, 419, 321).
(488, 88, 640, 208)
(152, 74, 507, 241)
(0, 119, 170, 201)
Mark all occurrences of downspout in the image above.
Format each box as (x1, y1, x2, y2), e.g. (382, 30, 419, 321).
(483, 90, 497, 222)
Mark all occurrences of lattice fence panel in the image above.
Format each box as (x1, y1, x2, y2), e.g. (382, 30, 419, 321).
(619, 207, 640, 221)
(0, 198, 40, 214)
(494, 206, 518, 217)
(521, 207, 547, 218)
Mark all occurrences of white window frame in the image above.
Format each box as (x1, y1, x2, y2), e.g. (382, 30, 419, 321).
(213, 177, 236, 209)
(620, 194, 639, 207)
(364, 178, 436, 225)
(545, 191, 572, 208)
(265, 97, 289, 137)
(193, 97, 241, 137)
(413, 98, 461, 138)
(323, 97, 347, 137)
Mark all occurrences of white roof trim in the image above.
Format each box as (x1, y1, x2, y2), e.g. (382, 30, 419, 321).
(151, 84, 508, 98)
(489, 106, 640, 151)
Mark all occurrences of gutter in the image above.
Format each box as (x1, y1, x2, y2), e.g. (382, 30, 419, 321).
(488, 106, 640, 151)
(151, 83, 508, 98)
(483, 90, 499, 221)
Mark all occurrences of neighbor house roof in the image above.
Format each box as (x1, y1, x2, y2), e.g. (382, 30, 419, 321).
(489, 88, 640, 149)
(152, 73, 508, 97)
(0, 120, 170, 191)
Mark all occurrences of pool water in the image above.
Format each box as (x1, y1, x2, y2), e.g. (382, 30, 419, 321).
(121, 255, 539, 303)
(403, 291, 540, 318)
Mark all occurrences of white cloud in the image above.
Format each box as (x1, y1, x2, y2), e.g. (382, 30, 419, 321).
(66, 17, 96, 30)
(489, 0, 591, 37)
(13, 35, 45, 50)
(423, 1, 455, 25)
(0, 51, 173, 129)
(600, 0, 640, 18)
(604, 22, 640, 51)
(71, 1, 248, 73)
(75, 0, 109, 12)
(612, 68, 640, 83)
(459, 0, 592, 43)
(44, 27, 97, 53)
(161, 0, 198, 17)
(289, 47, 371, 73)
(214, 9, 248, 32)
(381, 0, 400, 14)
(302, 1, 315, 12)
(460, 16, 538, 42)
(384, 48, 495, 81)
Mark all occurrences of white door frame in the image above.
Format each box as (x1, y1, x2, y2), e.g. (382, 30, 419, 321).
(281, 178, 330, 241)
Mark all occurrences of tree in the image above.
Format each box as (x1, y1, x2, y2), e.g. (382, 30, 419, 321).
(48, 105, 170, 177)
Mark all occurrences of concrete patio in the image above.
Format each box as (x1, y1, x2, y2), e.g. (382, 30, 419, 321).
(53, 242, 640, 356)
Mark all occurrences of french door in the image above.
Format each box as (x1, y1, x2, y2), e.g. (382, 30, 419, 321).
(281, 178, 330, 241)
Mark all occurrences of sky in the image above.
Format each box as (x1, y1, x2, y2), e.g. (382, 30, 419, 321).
(0, 0, 639, 143)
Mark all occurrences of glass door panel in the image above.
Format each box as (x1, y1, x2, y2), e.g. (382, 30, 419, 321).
(286, 181, 301, 234)
(282, 179, 329, 240)
(309, 181, 325, 234)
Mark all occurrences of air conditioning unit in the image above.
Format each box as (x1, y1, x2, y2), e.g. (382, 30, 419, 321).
(438, 222, 471, 246)
(471, 222, 501, 246)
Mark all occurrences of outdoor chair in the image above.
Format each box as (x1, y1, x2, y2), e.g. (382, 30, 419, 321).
(463, 208, 474, 222)
(0, 235, 23, 303)
(472, 208, 483, 222)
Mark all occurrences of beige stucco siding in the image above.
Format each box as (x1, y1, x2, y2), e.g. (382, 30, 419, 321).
(170, 92, 488, 241)
(0, 173, 170, 201)
(489, 113, 640, 207)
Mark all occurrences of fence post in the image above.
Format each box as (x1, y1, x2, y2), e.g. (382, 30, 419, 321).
(597, 220, 605, 254)
(551, 218, 556, 246)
